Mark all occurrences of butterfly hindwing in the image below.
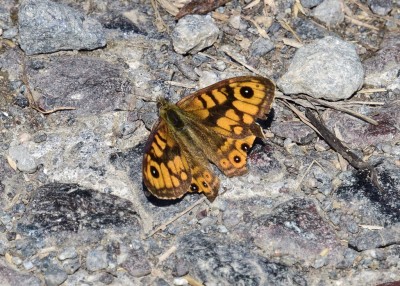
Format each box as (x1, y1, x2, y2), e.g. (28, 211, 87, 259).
(142, 121, 192, 200)
(189, 165, 220, 202)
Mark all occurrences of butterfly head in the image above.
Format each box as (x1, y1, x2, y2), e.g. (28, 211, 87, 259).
(157, 98, 186, 131)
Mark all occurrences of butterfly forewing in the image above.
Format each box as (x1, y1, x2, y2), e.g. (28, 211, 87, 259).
(177, 76, 275, 139)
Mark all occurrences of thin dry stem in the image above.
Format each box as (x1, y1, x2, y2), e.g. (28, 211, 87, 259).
(147, 196, 208, 237)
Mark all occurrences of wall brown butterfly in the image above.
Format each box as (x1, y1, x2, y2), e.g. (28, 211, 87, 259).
(142, 76, 275, 202)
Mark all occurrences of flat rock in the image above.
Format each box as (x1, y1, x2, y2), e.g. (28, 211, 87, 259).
(17, 183, 140, 235)
(271, 121, 317, 144)
(26, 56, 133, 114)
(251, 198, 341, 266)
(363, 34, 400, 88)
(8, 144, 37, 173)
(0, 260, 41, 286)
(175, 231, 305, 285)
(322, 103, 400, 149)
(349, 223, 400, 251)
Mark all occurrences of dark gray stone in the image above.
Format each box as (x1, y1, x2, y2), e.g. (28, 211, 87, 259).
(300, 0, 323, 8)
(364, 35, 400, 88)
(17, 183, 140, 235)
(251, 198, 341, 266)
(322, 103, 400, 149)
(349, 224, 400, 251)
(271, 121, 316, 144)
(249, 38, 275, 57)
(293, 17, 330, 40)
(336, 248, 358, 269)
(0, 261, 41, 286)
(18, 0, 106, 55)
(26, 56, 132, 114)
(33, 132, 47, 143)
(368, 0, 393, 16)
(176, 231, 304, 285)
(99, 272, 114, 284)
(120, 249, 152, 278)
(44, 265, 68, 286)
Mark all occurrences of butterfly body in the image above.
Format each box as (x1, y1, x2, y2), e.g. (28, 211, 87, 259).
(142, 76, 275, 202)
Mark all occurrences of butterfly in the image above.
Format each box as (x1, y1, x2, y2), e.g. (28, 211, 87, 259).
(142, 76, 275, 202)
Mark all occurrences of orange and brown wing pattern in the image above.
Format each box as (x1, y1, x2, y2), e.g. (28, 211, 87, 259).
(188, 165, 220, 202)
(177, 76, 275, 139)
(142, 121, 192, 199)
(215, 135, 256, 177)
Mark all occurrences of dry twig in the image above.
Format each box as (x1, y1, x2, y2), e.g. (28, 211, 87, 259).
(220, 47, 265, 76)
(305, 110, 383, 191)
(147, 196, 208, 237)
(278, 19, 302, 43)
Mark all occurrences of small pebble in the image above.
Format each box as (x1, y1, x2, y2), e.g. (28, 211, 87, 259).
(12, 256, 23, 266)
(313, 0, 344, 26)
(33, 133, 48, 143)
(8, 145, 38, 173)
(58, 247, 78, 261)
(23, 259, 35, 270)
(62, 258, 81, 275)
(86, 249, 108, 271)
(173, 277, 189, 286)
(217, 225, 228, 233)
(44, 266, 68, 286)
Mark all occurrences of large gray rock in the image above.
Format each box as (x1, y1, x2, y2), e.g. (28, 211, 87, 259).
(277, 36, 364, 100)
(18, 0, 106, 55)
(172, 15, 220, 54)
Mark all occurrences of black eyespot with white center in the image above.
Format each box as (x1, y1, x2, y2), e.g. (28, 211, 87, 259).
(150, 166, 159, 178)
(202, 182, 208, 188)
(240, 86, 254, 98)
(241, 143, 250, 152)
(190, 184, 199, 192)
(234, 156, 241, 163)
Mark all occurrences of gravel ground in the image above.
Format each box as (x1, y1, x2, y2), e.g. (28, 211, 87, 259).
(0, 0, 399, 285)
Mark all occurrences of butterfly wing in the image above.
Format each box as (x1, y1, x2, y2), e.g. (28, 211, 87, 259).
(142, 120, 192, 200)
(189, 165, 220, 202)
(177, 76, 275, 177)
(177, 76, 275, 139)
